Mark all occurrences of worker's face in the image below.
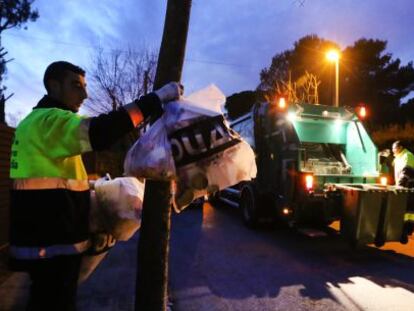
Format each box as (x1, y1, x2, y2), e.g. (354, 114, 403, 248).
(51, 71, 88, 112)
(392, 144, 402, 156)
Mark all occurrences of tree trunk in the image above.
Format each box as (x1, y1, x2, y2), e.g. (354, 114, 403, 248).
(135, 1, 192, 310)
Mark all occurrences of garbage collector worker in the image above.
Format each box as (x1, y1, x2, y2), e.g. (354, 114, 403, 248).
(8, 61, 182, 311)
(392, 140, 414, 242)
(392, 140, 414, 187)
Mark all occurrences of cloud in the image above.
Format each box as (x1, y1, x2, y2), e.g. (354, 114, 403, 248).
(2, 0, 414, 120)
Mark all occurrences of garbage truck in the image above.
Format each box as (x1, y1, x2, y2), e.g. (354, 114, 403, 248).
(215, 100, 413, 247)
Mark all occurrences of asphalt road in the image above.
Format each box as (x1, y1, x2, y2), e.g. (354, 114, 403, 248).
(169, 202, 414, 311)
(2, 201, 414, 311)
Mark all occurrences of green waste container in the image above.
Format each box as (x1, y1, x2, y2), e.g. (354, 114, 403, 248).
(379, 188, 409, 244)
(338, 184, 384, 247)
(337, 184, 409, 247)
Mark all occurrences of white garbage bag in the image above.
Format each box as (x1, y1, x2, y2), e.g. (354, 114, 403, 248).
(78, 233, 115, 284)
(79, 176, 144, 284)
(124, 119, 176, 180)
(122, 84, 257, 212)
(78, 187, 116, 284)
(164, 85, 257, 212)
(93, 176, 144, 241)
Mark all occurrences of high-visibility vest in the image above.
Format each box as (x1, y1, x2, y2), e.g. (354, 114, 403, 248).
(9, 108, 92, 266)
(10, 108, 91, 180)
(394, 148, 414, 185)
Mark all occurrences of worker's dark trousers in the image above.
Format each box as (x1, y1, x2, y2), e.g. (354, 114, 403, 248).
(406, 193, 414, 235)
(26, 254, 82, 311)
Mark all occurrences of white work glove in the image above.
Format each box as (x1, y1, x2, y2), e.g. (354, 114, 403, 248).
(154, 82, 183, 103)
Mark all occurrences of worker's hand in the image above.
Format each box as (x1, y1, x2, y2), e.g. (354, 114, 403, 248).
(133, 82, 183, 121)
(154, 82, 183, 103)
(134, 93, 164, 121)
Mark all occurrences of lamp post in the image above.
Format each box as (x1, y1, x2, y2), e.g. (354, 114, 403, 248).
(326, 50, 340, 107)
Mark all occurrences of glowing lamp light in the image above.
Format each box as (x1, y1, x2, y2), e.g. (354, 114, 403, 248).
(380, 176, 388, 186)
(326, 50, 340, 62)
(358, 105, 367, 119)
(287, 112, 296, 122)
(278, 97, 287, 109)
(282, 208, 290, 215)
(326, 49, 341, 107)
(305, 174, 314, 190)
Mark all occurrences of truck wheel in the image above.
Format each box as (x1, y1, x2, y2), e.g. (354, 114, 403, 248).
(240, 184, 259, 228)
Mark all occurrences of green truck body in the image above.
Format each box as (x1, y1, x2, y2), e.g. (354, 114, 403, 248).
(218, 101, 412, 247)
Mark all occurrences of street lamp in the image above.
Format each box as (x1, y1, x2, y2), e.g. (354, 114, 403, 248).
(326, 49, 340, 107)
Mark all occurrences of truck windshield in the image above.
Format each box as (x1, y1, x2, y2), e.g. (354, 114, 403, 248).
(300, 142, 351, 175)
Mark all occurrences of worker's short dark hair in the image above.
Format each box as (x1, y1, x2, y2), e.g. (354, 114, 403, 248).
(43, 61, 85, 92)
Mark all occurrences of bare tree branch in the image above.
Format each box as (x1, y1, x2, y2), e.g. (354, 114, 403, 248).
(271, 71, 320, 105)
(84, 46, 157, 115)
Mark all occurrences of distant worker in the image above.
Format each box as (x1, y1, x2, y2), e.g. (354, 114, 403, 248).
(9, 61, 183, 311)
(392, 140, 414, 187)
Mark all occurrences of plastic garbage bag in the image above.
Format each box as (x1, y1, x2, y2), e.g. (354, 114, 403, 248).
(93, 176, 144, 241)
(78, 233, 116, 284)
(124, 118, 176, 180)
(164, 85, 257, 212)
(122, 84, 256, 212)
(78, 187, 116, 284)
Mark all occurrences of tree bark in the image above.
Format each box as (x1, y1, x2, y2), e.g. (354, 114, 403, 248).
(135, 1, 192, 310)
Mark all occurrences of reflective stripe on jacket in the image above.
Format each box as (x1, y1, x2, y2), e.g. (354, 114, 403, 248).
(10, 241, 90, 260)
(8, 94, 158, 268)
(9, 106, 92, 266)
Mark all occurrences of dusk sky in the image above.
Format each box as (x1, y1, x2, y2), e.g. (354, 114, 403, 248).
(3, 0, 414, 122)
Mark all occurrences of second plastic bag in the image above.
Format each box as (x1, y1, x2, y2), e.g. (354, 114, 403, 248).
(164, 85, 257, 212)
(122, 85, 257, 212)
(93, 176, 145, 241)
(124, 119, 176, 180)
